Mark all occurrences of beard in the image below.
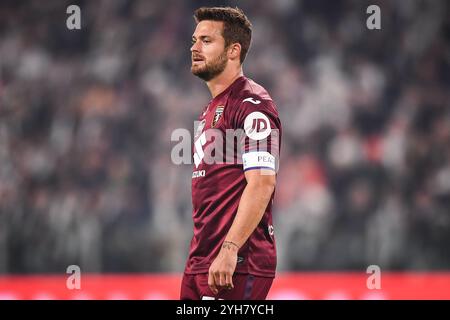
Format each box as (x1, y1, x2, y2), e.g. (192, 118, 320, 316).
(191, 50, 228, 81)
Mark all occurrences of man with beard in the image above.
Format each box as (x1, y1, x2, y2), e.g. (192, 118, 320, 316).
(180, 6, 282, 300)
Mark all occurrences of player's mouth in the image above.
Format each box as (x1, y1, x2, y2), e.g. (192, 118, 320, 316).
(192, 56, 205, 64)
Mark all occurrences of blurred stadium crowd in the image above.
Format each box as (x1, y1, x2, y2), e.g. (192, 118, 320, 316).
(0, 0, 449, 274)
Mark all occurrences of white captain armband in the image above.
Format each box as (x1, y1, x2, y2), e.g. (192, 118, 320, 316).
(242, 151, 276, 171)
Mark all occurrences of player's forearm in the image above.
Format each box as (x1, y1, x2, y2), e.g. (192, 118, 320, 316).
(224, 179, 275, 248)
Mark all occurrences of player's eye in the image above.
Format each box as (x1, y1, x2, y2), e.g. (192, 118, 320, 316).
(191, 39, 196, 45)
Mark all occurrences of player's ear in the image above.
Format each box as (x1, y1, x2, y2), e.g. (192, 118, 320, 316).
(228, 43, 241, 62)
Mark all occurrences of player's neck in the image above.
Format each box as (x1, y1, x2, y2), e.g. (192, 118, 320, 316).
(206, 68, 243, 99)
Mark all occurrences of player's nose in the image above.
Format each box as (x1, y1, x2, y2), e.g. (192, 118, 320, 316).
(191, 40, 200, 53)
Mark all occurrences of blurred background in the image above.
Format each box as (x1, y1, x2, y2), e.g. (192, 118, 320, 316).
(0, 0, 449, 299)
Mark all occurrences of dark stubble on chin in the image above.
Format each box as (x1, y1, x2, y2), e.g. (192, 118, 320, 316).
(192, 50, 228, 81)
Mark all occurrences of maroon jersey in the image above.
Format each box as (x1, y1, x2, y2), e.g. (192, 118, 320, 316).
(184, 76, 282, 278)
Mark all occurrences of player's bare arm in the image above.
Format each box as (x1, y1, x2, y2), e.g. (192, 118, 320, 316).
(208, 169, 276, 294)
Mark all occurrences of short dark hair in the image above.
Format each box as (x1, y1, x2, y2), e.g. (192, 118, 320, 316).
(194, 6, 252, 64)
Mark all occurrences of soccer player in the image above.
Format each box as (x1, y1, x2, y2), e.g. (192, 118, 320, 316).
(180, 7, 282, 300)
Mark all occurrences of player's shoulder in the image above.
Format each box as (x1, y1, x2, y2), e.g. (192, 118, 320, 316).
(230, 77, 277, 113)
(226, 77, 280, 129)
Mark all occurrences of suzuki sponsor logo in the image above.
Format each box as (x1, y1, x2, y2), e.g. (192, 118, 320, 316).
(192, 170, 206, 179)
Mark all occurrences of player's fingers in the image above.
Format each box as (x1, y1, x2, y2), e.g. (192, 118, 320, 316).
(208, 271, 218, 295)
(219, 272, 226, 287)
(225, 273, 234, 290)
(213, 271, 222, 291)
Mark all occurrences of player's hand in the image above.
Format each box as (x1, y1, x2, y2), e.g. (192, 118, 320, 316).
(208, 241, 239, 295)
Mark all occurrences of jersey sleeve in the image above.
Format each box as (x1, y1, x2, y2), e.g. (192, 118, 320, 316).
(232, 96, 281, 172)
